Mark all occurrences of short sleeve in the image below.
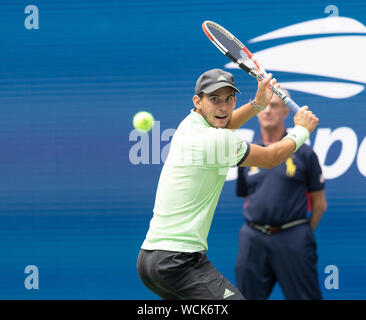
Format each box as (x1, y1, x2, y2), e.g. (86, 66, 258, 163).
(204, 128, 250, 168)
(306, 151, 325, 192)
(236, 167, 248, 197)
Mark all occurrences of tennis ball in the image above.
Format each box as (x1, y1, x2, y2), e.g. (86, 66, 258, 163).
(133, 111, 154, 132)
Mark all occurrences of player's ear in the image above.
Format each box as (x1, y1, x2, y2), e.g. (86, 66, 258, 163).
(193, 95, 202, 110)
(283, 105, 290, 119)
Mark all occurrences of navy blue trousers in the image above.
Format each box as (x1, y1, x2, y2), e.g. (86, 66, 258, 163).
(235, 222, 322, 300)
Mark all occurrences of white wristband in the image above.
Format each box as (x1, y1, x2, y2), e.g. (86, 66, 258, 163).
(283, 125, 310, 152)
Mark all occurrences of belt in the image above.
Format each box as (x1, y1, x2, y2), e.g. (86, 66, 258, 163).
(247, 219, 308, 235)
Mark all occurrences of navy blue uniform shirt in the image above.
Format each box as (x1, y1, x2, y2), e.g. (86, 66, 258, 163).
(236, 133, 325, 225)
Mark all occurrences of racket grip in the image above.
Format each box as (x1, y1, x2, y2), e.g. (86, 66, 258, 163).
(284, 97, 300, 113)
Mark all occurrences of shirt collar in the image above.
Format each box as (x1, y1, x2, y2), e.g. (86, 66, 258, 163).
(190, 109, 211, 128)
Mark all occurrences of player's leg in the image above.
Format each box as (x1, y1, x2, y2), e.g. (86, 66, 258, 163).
(269, 223, 322, 300)
(155, 250, 245, 300)
(235, 224, 276, 299)
(138, 248, 244, 300)
(137, 249, 183, 299)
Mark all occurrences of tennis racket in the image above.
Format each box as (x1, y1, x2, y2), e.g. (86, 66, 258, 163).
(202, 20, 300, 113)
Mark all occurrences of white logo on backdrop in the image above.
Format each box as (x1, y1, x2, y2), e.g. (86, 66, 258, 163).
(225, 17, 366, 98)
(129, 124, 366, 180)
(224, 17, 366, 180)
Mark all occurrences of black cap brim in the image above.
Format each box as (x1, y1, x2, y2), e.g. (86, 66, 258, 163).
(201, 82, 241, 94)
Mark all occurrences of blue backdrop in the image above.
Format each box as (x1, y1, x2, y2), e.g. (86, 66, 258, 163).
(1, 0, 366, 299)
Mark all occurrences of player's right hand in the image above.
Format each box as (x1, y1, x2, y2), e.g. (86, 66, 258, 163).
(293, 106, 319, 134)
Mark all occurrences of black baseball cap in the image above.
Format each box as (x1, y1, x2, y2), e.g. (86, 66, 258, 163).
(195, 69, 241, 95)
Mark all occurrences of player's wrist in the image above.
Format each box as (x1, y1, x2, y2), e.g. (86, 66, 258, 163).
(250, 98, 266, 111)
(283, 125, 310, 152)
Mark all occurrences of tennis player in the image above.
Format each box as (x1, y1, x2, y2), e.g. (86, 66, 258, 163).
(137, 69, 319, 300)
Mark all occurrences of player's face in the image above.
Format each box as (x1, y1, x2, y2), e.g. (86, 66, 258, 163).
(193, 87, 236, 128)
(257, 95, 289, 130)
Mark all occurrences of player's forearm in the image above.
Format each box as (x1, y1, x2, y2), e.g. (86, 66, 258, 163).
(266, 126, 310, 168)
(241, 138, 296, 169)
(265, 139, 296, 168)
(227, 102, 259, 129)
(267, 126, 311, 167)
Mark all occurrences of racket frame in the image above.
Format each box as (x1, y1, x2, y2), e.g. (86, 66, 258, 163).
(202, 20, 299, 112)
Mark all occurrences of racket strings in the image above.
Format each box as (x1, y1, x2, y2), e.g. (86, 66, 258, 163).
(206, 23, 234, 40)
(206, 22, 262, 72)
(205, 21, 267, 78)
(209, 32, 243, 61)
(207, 22, 246, 49)
(203, 21, 299, 111)
(206, 24, 244, 52)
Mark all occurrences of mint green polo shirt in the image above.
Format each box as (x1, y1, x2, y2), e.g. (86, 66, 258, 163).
(141, 110, 250, 252)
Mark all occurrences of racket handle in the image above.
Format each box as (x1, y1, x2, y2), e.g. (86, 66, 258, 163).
(283, 97, 300, 113)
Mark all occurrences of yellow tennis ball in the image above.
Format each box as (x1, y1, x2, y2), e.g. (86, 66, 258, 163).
(133, 111, 154, 132)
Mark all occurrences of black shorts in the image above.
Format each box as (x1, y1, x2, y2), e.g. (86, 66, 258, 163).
(137, 248, 245, 300)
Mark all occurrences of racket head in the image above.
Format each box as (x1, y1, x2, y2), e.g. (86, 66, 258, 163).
(202, 21, 266, 75)
(202, 21, 295, 109)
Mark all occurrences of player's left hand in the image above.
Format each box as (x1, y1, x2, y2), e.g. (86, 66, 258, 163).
(254, 73, 280, 109)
